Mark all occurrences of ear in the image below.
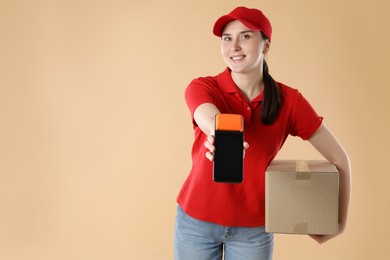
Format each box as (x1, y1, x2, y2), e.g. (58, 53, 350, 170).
(263, 40, 271, 54)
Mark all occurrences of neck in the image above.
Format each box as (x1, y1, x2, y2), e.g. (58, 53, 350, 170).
(231, 69, 264, 102)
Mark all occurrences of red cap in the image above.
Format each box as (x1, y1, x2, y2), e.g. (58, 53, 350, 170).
(213, 6, 272, 40)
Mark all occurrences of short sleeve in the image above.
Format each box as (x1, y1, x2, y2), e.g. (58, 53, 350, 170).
(184, 78, 216, 116)
(289, 91, 323, 140)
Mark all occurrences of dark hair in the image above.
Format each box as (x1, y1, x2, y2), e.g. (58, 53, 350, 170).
(261, 32, 283, 125)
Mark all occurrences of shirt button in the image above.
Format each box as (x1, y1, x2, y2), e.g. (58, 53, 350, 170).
(247, 107, 251, 111)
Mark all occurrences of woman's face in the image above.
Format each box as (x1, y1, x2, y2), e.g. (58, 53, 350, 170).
(220, 20, 270, 74)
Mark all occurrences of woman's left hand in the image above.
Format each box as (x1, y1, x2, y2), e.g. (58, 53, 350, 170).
(309, 223, 345, 244)
(309, 234, 336, 244)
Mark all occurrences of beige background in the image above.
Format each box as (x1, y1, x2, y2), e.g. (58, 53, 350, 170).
(1, 0, 389, 259)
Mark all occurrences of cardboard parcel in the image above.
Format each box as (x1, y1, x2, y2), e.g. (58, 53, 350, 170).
(265, 160, 339, 235)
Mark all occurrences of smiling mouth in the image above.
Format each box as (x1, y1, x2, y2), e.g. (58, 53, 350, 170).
(231, 55, 246, 62)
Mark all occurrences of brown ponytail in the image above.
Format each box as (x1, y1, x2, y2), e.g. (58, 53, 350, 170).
(261, 33, 283, 125)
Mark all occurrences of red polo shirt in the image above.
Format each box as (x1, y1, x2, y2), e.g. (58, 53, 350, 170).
(177, 68, 323, 227)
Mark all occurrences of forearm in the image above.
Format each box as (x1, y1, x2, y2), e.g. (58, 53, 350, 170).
(309, 124, 352, 232)
(334, 155, 351, 233)
(193, 103, 220, 136)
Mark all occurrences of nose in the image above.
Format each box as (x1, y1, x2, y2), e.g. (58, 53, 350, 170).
(231, 38, 241, 52)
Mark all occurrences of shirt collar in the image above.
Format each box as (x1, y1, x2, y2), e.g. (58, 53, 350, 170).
(217, 68, 239, 93)
(216, 67, 264, 102)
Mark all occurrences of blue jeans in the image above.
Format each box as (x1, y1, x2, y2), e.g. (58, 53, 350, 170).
(174, 205, 273, 260)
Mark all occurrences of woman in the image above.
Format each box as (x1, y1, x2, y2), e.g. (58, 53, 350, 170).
(174, 6, 351, 260)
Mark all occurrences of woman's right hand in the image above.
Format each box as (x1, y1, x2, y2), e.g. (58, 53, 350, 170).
(205, 135, 216, 161)
(204, 135, 249, 162)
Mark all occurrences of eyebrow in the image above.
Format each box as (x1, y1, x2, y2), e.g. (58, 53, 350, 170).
(222, 30, 254, 37)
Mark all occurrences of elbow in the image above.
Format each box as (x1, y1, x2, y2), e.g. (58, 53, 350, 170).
(334, 150, 351, 171)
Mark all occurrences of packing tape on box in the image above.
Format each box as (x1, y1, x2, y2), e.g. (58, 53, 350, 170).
(294, 222, 309, 234)
(295, 160, 311, 180)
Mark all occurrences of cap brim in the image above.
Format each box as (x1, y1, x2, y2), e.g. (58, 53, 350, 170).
(213, 15, 235, 37)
